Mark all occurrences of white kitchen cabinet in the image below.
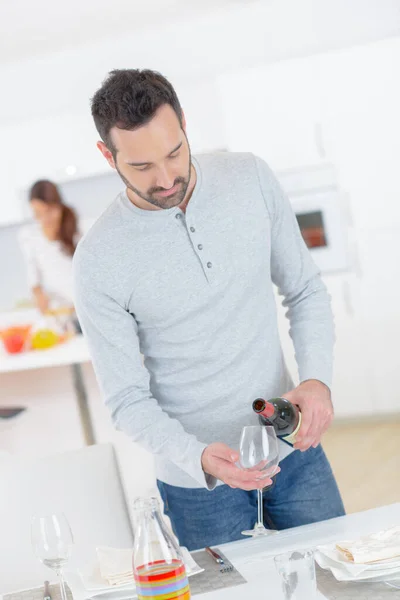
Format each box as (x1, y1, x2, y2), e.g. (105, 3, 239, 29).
(276, 225, 400, 418)
(275, 271, 375, 420)
(315, 37, 400, 230)
(216, 56, 325, 171)
(351, 228, 400, 415)
(324, 274, 375, 419)
(313, 38, 400, 415)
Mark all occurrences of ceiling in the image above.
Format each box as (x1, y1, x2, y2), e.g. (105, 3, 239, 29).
(0, 0, 252, 64)
(1, 0, 399, 69)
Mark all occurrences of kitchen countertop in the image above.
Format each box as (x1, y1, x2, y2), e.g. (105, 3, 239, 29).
(0, 335, 91, 373)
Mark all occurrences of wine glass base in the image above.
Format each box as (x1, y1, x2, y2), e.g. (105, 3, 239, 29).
(241, 527, 278, 537)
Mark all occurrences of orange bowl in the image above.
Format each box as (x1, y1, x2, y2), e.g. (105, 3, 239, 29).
(0, 325, 32, 354)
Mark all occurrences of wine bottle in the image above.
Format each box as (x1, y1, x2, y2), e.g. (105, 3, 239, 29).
(252, 397, 302, 445)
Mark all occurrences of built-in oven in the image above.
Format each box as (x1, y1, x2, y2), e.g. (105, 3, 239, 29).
(276, 164, 351, 273)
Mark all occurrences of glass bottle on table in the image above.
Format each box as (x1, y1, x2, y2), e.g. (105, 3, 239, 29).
(132, 497, 191, 600)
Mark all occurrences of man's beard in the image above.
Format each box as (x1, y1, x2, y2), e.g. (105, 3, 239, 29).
(116, 150, 192, 210)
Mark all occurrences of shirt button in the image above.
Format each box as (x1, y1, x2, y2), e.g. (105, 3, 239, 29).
(207, 262, 212, 269)
(175, 213, 182, 220)
(190, 226, 195, 232)
(197, 244, 203, 250)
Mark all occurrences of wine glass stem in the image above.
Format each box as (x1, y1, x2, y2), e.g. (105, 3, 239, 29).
(57, 569, 68, 600)
(257, 488, 264, 526)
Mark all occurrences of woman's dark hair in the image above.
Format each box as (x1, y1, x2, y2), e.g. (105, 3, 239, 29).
(29, 180, 78, 257)
(91, 69, 183, 157)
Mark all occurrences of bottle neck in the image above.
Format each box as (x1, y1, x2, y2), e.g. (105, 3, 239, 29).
(253, 398, 276, 419)
(133, 497, 162, 520)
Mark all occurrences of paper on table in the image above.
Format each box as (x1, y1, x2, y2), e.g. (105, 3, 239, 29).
(66, 570, 135, 600)
(97, 547, 133, 586)
(335, 526, 400, 564)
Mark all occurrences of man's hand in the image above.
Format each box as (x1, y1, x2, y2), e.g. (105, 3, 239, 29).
(284, 379, 334, 452)
(201, 442, 280, 490)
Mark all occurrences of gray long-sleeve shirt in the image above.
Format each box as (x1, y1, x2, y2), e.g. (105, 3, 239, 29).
(73, 152, 334, 489)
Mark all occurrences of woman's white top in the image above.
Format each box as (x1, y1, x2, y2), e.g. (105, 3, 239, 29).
(18, 219, 93, 307)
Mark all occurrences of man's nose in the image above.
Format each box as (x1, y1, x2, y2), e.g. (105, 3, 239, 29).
(156, 166, 175, 190)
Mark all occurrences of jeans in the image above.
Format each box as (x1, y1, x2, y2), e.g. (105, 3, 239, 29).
(157, 444, 345, 551)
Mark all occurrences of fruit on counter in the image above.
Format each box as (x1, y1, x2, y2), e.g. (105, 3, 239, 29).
(0, 325, 32, 354)
(2, 333, 25, 354)
(31, 328, 60, 350)
(0, 325, 32, 340)
(0, 322, 71, 354)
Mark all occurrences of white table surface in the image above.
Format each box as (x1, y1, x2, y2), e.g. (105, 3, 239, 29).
(65, 503, 400, 600)
(0, 335, 91, 373)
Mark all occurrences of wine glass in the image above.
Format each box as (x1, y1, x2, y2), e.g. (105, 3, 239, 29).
(31, 513, 74, 600)
(239, 425, 280, 537)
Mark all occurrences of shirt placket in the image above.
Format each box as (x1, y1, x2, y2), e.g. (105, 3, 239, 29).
(174, 210, 216, 285)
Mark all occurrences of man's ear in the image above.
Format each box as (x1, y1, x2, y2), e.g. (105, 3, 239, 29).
(97, 141, 116, 169)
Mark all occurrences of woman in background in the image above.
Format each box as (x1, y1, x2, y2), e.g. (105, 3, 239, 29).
(19, 180, 80, 314)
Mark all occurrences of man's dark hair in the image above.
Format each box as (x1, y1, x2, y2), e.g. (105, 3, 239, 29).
(91, 69, 183, 156)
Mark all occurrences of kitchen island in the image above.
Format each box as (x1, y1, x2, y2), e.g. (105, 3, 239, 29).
(0, 334, 95, 444)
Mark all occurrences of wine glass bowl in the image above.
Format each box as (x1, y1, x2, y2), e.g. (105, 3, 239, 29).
(239, 425, 279, 472)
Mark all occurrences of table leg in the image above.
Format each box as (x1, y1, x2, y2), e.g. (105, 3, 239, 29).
(71, 363, 96, 445)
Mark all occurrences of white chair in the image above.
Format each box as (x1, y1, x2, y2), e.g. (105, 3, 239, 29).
(0, 443, 134, 593)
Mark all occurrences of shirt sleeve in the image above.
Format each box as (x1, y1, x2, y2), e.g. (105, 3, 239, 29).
(254, 155, 335, 389)
(18, 228, 41, 289)
(73, 246, 217, 490)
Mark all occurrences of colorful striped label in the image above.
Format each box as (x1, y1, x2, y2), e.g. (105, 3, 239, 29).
(134, 560, 190, 599)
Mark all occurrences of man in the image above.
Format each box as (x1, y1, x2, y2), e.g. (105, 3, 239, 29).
(73, 69, 344, 550)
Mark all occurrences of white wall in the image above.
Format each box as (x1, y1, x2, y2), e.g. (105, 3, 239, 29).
(215, 35, 400, 418)
(0, 80, 227, 225)
(1, 0, 400, 450)
(0, 0, 400, 224)
(1, 0, 399, 124)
